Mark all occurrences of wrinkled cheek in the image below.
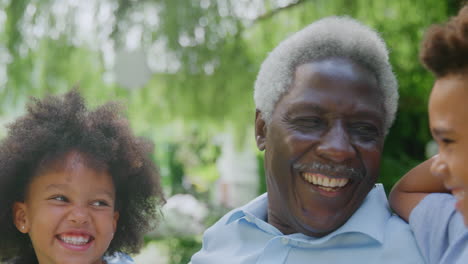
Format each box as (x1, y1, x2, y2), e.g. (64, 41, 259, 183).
(265, 151, 291, 195)
(360, 145, 382, 183)
(286, 132, 320, 149)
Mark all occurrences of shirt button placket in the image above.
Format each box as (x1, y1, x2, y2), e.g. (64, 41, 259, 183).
(256, 237, 291, 264)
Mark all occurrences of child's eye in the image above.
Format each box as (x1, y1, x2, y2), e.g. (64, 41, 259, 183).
(442, 138, 454, 144)
(50, 195, 68, 202)
(436, 137, 455, 147)
(91, 200, 110, 207)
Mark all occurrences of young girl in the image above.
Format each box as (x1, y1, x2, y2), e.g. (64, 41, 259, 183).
(0, 90, 164, 264)
(389, 5, 468, 264)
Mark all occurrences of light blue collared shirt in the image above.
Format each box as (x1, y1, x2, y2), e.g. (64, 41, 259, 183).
(104, 252, 134, 264)
(410, 193, 468, 264)
(190, 184, 423, 264)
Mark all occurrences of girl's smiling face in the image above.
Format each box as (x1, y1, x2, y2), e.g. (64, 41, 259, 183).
(13, 151, 119, 264)
(429, 74, 468, 225)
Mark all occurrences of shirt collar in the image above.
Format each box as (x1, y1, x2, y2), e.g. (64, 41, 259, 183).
(325, 184, 390, 244)
(225, 184, 390, 244)
(226, 193, 268, 225)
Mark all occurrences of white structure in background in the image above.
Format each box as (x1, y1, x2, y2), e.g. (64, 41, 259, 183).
(426, 140, 439, 158)
(215, 131, 259, 208)
(114, 49, 152, 90)
(132, 242, 169, 264)
(149, 194, 209, 238)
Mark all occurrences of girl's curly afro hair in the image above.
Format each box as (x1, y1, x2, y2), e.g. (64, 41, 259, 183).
(420, 4, 468, 77)
(0, 90, 164, 263)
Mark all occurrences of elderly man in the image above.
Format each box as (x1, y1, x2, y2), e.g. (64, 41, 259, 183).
(190, 16, 423, 263)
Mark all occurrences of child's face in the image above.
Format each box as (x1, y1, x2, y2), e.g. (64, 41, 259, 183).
(429, 74, 468, 225)
(13, 151, 119, 264)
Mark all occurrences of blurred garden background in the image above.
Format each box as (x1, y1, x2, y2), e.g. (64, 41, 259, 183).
(0, 0, 464, 263)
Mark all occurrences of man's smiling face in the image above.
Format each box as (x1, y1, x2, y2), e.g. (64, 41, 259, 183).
(255, 57, 385, 237)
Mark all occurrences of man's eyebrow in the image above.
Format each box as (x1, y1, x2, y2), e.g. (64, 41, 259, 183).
(286, 103, 327, 115)
(287, 103, 383, 120)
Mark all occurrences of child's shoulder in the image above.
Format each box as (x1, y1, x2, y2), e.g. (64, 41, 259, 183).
(409, 193, 468, 263)
(412, 193, 456, 220)
(104, 252, 135, 264)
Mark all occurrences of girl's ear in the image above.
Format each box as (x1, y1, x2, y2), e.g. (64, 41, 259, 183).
(13, 202, 29, 233)
(112, 211, 119, 234)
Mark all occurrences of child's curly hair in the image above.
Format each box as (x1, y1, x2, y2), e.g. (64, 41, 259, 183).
(420, 4, 468, 77)
(0, 90, 165, 263)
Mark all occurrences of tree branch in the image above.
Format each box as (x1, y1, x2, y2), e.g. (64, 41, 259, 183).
(253, 0, 310, 24)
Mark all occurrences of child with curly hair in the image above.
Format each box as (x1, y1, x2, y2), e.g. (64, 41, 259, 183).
(0, 90, 164, 264)
(390, 4, 468, 264)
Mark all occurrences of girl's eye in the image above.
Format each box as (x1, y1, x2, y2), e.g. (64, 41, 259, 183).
(435, 137, 455, 147)
(91, 200, 110, 207)
(50, 195, 68, 202)
(441, 138, 454, 144)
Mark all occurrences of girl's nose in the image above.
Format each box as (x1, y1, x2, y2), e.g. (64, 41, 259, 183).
(68, 206, 90, 225)
(430, 154, 449, 179)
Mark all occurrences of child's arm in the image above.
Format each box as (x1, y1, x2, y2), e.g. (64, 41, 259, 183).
(389, 155, 450, 222)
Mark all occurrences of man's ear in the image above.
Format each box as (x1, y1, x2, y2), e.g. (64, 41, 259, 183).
(13, 202, 29, 233)
(255, 110, 267, 151)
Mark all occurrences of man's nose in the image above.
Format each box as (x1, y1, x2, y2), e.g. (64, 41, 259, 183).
(67, 205, 90, 225)
(430, 154, 449, 179)
(316, 123, 355, 163)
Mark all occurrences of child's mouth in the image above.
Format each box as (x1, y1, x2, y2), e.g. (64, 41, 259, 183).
(56, 233, 95, 250)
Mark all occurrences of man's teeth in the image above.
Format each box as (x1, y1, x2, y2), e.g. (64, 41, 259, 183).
(303, 173, 349, 188)
(59, 235, 91, 245)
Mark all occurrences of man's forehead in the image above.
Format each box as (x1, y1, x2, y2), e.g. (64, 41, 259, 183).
(288, 59, 380, 99)
(278, 58, 385, 123)
(294, 57, 378, 83)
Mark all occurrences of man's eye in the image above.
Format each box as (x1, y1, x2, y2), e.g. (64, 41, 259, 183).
(350, 123, 379, 141)
(293, 117, 323, 129)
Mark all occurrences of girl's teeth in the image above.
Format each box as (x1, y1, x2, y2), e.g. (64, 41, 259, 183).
(59, 235, 90, 245)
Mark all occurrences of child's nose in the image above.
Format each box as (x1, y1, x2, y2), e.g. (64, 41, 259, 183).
(430, 154, 449, 179)
(68, 205, 90, 224)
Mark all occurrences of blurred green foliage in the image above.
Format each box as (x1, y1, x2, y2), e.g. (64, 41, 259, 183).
(1, 0, 466, 262)
(0, 0, 466, 249)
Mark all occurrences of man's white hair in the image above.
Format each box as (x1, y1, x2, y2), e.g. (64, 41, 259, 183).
(254, 16, 398, 134)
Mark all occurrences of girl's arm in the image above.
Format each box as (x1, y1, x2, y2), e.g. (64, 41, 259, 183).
(389, 155, 450, 222)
